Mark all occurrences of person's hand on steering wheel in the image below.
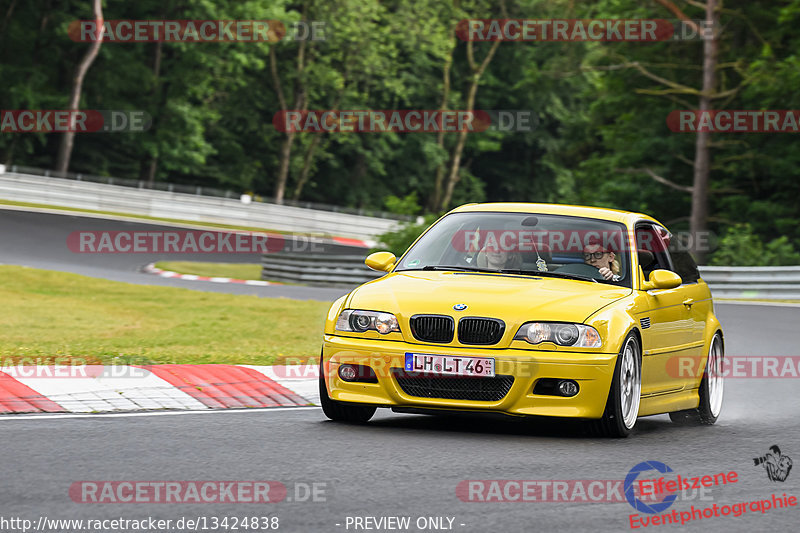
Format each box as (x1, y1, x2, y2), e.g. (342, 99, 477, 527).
(597, 266, 615, 280)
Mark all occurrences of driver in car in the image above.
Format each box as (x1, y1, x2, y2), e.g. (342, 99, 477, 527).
(583, 242, 621, 281)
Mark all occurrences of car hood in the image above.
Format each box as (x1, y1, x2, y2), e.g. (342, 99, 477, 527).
(347, 271, 631, 329)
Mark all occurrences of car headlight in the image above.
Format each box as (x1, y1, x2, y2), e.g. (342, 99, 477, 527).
(514, 322, 601, 348)
(336, 310, 400, 334)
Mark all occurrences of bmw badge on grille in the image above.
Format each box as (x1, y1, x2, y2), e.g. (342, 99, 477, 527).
(453, 304, 468, 311)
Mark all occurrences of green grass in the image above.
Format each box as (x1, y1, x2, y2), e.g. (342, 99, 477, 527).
(0, 199, 313, 236)
(0, 266, 329, 365)
(155, 261, 262, 281)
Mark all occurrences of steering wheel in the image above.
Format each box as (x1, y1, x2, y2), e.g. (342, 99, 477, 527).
(554, 262, 606, 280)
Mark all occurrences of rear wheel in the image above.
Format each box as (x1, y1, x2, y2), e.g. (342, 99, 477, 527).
(591, 333, 641, 438)
(319, 359, 376, 423)
(669, 333, 723, 425)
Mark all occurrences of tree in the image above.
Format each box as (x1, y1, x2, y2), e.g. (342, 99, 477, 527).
(55, 0, 103, 174)
(658, 0, 721, 264)
(431, 0, 503, 212)
(2, 0, 798, 262)
(269, 15, 307, 204)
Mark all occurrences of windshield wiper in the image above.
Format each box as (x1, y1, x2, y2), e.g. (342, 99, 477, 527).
(418, 265, 500, 273)
(406, 265, 599, 283)
(500, 269, 598, 283)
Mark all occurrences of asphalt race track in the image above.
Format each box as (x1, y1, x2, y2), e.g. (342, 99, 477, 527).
(0, 207, 353, 301)
(2, 209, 799, 532)
(2, 304, 799, 532)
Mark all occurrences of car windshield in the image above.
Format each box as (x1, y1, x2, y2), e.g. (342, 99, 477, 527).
(395, 211, 632, 287)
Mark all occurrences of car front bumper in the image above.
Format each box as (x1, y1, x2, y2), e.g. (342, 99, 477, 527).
(322, 334, 619, 419)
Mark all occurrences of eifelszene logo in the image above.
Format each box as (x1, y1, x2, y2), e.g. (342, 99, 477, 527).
(625, 461, 678, 514)
(753, 445, 793, 482)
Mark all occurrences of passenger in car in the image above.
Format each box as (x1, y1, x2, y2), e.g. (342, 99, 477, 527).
(476, 244, 522, 270)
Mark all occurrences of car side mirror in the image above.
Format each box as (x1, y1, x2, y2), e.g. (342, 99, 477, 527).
(365, 251, 396, 272)
(641, 269, 682, 291)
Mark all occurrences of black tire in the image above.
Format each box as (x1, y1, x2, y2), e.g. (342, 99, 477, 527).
(591, 333, 642, 438)
(669, 333, 723, 426)
(319, 359, 376, 423)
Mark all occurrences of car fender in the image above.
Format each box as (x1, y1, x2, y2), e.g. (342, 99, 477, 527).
(585, 297, 640, 356)
(699, 314, 724, 383)
(704, 314, 723, 348)
(324, 295, 349, 335)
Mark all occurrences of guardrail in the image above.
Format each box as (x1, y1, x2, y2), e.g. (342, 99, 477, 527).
(260, 254, 800, 300)
(261, 253, 383, 287)
(698, 266, 800, 300)
(0, 170, 402, 241)
(1, 165, 413, 221)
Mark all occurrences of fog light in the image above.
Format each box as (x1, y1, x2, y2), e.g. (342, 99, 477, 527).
(337, 364, 378, 383)
(339, 365, 357, 381)
(558, 380, 579, 397)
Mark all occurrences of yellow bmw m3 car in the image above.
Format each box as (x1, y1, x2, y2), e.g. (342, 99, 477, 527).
(319, 203, 724, 437)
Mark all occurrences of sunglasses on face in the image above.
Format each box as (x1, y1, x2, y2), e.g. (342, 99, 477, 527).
(583, 251, 607, 260)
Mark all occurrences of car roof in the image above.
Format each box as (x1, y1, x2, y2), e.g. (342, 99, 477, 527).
(449, 202, 660, 226)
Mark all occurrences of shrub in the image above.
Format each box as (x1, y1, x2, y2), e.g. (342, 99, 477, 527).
(710, 223, 800, 266)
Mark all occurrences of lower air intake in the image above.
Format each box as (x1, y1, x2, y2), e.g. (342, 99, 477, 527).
(391, 369, 514, 402)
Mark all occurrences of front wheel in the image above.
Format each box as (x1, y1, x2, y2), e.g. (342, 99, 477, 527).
(591, 333, 641, 438)
(669, 333, 723, 425)
(319, 359, 376, 423)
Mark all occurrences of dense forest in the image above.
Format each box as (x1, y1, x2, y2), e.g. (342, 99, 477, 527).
(2, 0, 800, 264)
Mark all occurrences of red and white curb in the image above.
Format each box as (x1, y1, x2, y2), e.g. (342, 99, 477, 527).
(0, 365, 318, 414)
(143, 263, 276, 286)
(332, 236, 371, 248)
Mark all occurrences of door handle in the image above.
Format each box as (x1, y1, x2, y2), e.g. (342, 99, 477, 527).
(683, 298, 695, 308)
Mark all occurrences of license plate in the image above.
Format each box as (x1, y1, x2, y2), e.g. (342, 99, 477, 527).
(404, 353, 495, 377)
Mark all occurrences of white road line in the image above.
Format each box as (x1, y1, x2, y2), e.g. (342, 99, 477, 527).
(0, 406, 320, 421)
(716, 300, 800, 308)
(143, 263, 275, 286)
